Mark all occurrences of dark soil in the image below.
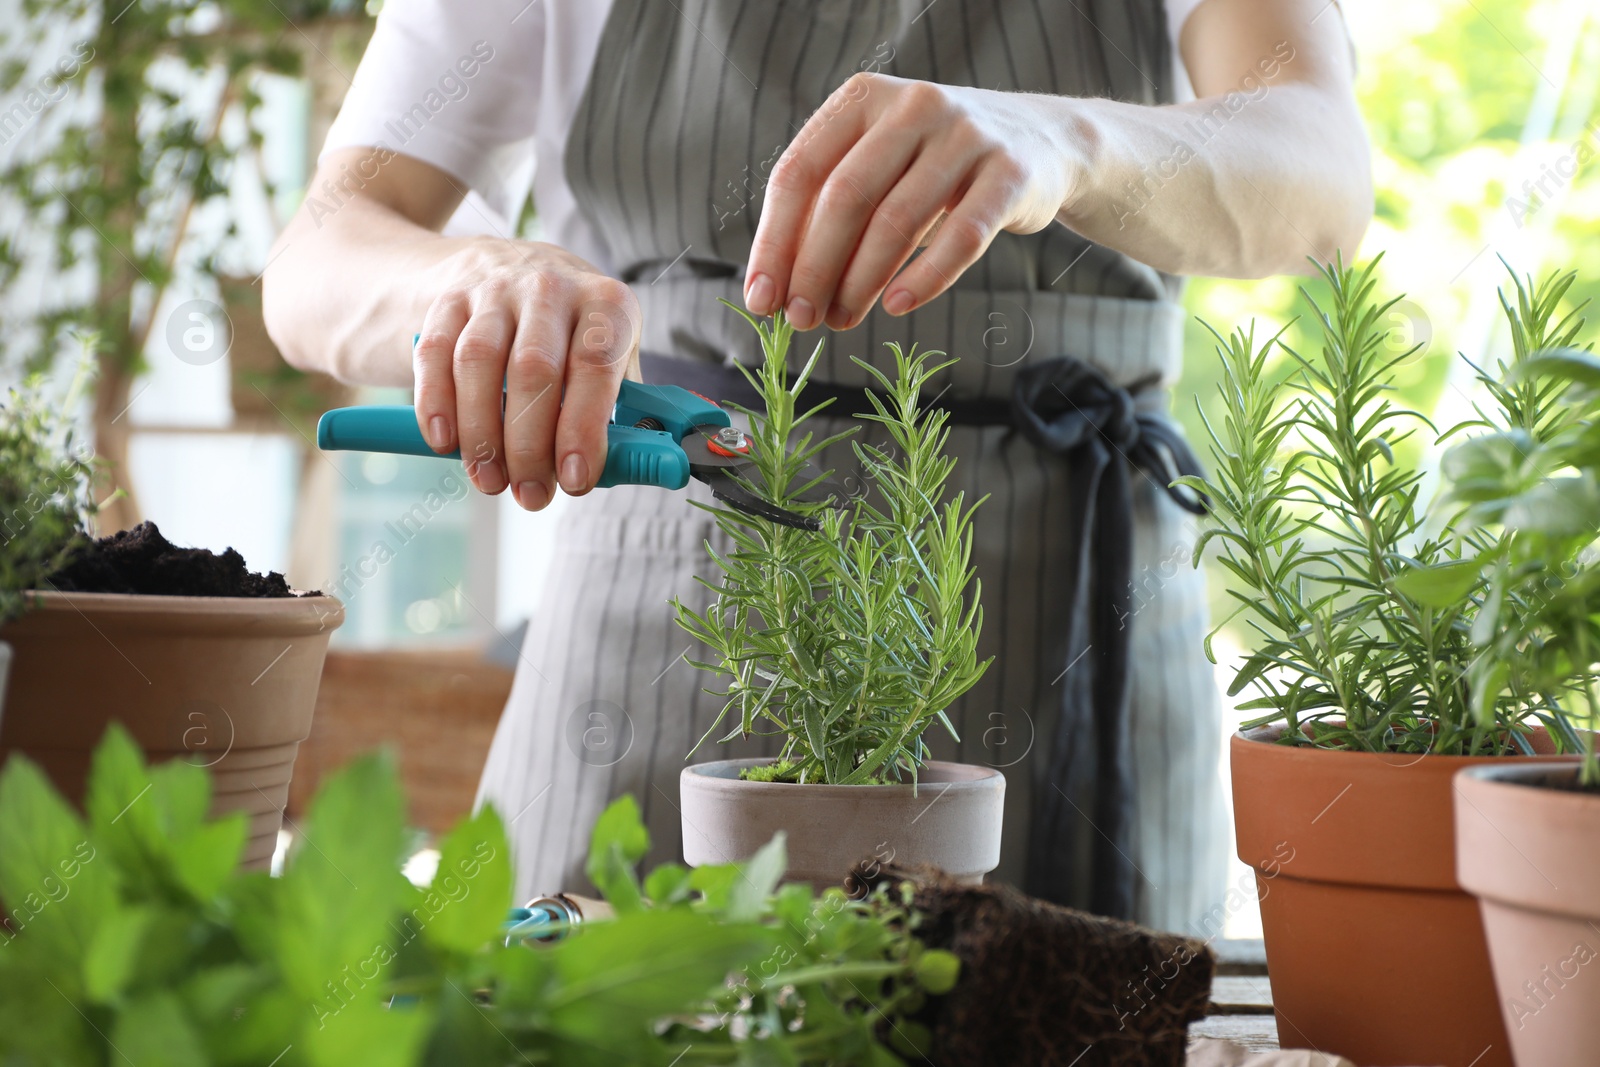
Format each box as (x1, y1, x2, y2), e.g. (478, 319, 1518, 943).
(46, 521, 312, 598)
(849, 862, 1213, 1067)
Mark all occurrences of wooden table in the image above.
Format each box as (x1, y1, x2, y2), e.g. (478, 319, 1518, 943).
(1194, 939, 1280, 1052)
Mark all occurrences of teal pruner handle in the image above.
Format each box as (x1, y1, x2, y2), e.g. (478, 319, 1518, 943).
(315, 377, 727, 491)
(317, 405, 451, 459)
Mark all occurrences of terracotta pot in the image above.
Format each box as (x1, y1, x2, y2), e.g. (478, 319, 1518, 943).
(0, 591, 343, 870)
(1456, 762, 1600, 1067)
(1232, 727, 1578, 1067)
(680, 758, 1004, 886)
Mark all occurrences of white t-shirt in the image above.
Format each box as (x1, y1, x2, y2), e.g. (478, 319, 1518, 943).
(323, 0, 1211, 272)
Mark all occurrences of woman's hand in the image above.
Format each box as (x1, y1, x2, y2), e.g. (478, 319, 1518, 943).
(412, 241, 640, 510)
(743, 73, 1087, 331)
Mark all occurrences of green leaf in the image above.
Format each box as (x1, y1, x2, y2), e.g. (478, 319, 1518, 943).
(486, 940, 556, 1016)
(726, 833, 787, 923)
(83, 904, 153, 1004)
(888, 1019, 934, 1059)
(201, 985, 310, 1067)
(421, 806, 513, 955)
(688, 862, 741, 913)
(1391, 558, 1484, 607)
(419, 978, 509, 1067)
(1439, 430, 1536, 502)
(544, 909, 771, 1056)
(586, 796, 650, 875)
(770, 882, 814, 932)
(913, 949, 960, 994)
(1472, 659, 1511, 726)
(1504, 477, 1600, 539)
(176, 962, 271, 1029)
(1510, 348, 1600, 388)
(0, 753, 112, 972)
(643, 862, 694, 906)
(0, 955, 97, 1062)
(84, 723, 246, 901)
(1226, 649, 1277, 697)
(305, 995, 434, 1067)
(275, 752, 410, 1005)
(802, 702, 828, 762)
(112, 992, 208, 1067)
(585, 796, 650, 914)
(170, 815, 249, 901)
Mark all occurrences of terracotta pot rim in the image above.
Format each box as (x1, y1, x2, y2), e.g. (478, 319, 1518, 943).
(1233, 726, 1579, 764)
(22, 590, 336, 610)
(1456, 761, 1600, 924)
(1, 590, 344, 635)
(683, 757, 1003, 796)
(1457, 760, 1600, 795)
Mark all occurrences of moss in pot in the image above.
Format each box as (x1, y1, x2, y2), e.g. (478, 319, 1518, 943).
(674, 308, 1003, 887)
(1180, 260, 1590, 1067)
(0, 368, 344, 871)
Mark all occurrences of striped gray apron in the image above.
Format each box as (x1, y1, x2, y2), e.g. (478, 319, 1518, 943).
(476, 0, 1228, 933)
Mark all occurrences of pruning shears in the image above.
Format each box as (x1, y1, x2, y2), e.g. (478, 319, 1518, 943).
(316, 360, 836, 530)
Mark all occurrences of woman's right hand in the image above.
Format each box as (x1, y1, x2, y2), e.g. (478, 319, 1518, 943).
(265, 149, 640, 513)
(412, 240, 642, 511)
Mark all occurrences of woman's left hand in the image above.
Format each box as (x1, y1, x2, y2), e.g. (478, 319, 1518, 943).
(743, 73, 1084, 331)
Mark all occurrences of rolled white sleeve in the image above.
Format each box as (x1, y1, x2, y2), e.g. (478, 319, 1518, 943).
(321, 0, 545, 226)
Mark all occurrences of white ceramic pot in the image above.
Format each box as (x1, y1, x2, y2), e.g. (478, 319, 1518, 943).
(679, 758, 1005, 886)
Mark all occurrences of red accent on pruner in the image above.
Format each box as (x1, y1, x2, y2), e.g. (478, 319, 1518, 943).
(687, 390, 722, 407)
(706, 434, 751, 459)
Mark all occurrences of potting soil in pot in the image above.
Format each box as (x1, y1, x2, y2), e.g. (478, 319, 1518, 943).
(850, 862, 1213, 1067)
(46, 521, 316, 597)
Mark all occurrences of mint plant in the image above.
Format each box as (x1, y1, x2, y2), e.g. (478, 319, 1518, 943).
(1184, 259, 1593, 759)
(674, 309, 991, 785)
(0, 364, 99, 625)
(1433, 268, 1600, 784)
(0, 729, 958, 1066)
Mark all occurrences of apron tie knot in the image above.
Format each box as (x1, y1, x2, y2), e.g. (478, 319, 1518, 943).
(1015, 356, 1206, 918)
(1011, 358, 1208, 517)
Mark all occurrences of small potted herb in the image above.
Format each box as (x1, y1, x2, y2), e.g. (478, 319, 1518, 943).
(1183, 260, 1584, 1067)
(0, 369, 99, 718)
(674, 311, 1003, 886)
(0, 366, 345, 871)
(1442, 288, 1600, 1066)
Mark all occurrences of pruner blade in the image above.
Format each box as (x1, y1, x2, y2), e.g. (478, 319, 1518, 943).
(680, 426, 844, 531)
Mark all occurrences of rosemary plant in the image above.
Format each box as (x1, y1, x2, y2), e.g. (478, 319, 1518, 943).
(673, 308, 990, 785)
(1182, 259, 1594, 758)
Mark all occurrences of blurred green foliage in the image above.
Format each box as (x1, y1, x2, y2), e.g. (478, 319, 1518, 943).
(0, 0, 365, 377)
(1177, 0, 1600, 671)
(1177, 0, 1600, 445)
(0, 727, 955, 1066)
